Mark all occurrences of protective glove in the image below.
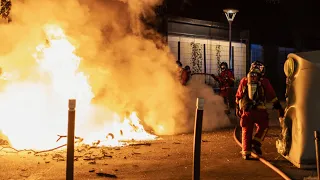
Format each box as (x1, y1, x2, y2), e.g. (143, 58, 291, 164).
(273, 100, 282, 110)
(273, 100, 284, 118)
(210, 74, 217, 80)
(278, 107, 285, 118)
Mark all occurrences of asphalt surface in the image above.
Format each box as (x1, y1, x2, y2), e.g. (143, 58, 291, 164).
(232, 103, 318, 180)
(236, 126, 317, 180)
(0, 103, 316, 180)
(0, 127, 284, 180)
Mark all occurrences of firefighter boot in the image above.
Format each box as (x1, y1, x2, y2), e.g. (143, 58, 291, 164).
(241, 151, 251, 160)
(223, 97, 231, 115)
(242, 154, 250, 160)
(252, 140, 262, 155)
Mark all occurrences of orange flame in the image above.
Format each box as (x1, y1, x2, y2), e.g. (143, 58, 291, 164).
(0, 24, 157, 150)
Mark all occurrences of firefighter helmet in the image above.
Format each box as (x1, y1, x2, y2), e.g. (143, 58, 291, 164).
(250, 61, 265, 75)
(220, 62, 228, 71)
(247, 67, 262, 83)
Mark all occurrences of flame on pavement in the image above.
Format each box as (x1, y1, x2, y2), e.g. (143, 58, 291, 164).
(0, 24, 157, 150)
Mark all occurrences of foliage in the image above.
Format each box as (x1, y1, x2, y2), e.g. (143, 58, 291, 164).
(215, 45, 222, 72)
(0, 0, 11, 20)
(190, 42, 202, 74)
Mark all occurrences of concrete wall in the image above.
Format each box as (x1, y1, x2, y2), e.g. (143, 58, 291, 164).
(167, 17, 235, 41)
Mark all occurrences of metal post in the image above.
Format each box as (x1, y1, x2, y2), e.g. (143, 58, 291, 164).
(228, 21, 233, 71)
(246, 39, 251, 74)
(224, 9, 238, 71)
(66, 99, 76, 180)
(231, 46, 234, 72)
(193, 98, 205, 180)
(204, 44, 207, 75)
(315, 131, 320, 180)
(178, 41, 181, 61)
(203, 44, 207, 84)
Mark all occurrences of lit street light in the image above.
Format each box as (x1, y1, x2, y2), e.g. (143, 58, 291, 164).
(223, 8, 239, 71)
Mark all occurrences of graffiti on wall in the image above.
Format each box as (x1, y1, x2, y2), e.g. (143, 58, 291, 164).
(215, 45, 222, 72)
(0, 0, 11, 20)
(190, 42, 203, 74)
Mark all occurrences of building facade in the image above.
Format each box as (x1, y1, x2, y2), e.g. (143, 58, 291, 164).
(167, 16, 248, 87)
(166, 16, 296, 99)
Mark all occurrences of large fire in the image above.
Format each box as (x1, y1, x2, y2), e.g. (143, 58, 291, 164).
(0, 24, 157, 150)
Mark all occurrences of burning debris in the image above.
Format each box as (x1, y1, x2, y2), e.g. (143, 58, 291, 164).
(52, 153, 65, 162)
(0, 24, 159, 151)
(0, 0, 229, 157)
(0, 139, 8, 145)
(0, 130, 156, 168)
(1, 0, 205, 154)
(96, 172, 117, 178)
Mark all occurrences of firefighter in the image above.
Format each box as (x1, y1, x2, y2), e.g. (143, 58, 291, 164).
(210, 62, 235, 114)
(181, 65, 191, 86)
(235, 62, 284, 160)
(176, 61, 183, 81)
(250, 60, 266, 76)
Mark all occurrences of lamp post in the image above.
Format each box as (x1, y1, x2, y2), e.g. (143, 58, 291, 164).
(223, 8, 238, 71)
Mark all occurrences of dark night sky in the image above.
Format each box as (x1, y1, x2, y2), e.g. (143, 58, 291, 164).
(165, 0, 320, 49)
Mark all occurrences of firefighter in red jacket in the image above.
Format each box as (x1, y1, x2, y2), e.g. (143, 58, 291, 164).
(176, 61, 183, 81)
(181, 65, 191, 86)
(211, 62, 235, 113)
(235, 61, 284, 160)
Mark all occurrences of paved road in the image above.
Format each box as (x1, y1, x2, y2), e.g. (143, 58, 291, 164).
(0, 128, 282, 180)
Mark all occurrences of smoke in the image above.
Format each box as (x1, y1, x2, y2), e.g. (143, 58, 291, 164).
(0, 0, 230, 138)
(182, 75, 232, 133)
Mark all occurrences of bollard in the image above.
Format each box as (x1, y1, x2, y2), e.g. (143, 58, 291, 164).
(315, 131, 320, 180)
(193, 98, 204, 180)
(66, 99, 76, 180)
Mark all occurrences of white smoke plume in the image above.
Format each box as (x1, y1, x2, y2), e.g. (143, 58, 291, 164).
(0, 0, 231, 141)
(182, 75, 232, 133)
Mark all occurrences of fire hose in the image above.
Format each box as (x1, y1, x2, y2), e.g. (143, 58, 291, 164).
(0, 145, 66, 154)
(191, 74, 290, 179)
(0, 135, 84, 155)
(233, 125, 291, 180)
(191, 73, 214, 77)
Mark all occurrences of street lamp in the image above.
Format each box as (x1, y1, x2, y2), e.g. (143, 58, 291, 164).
(223, 8, 238, 71)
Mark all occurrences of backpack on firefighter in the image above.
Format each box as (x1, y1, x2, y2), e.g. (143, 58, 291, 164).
(236, 67, 264, 118)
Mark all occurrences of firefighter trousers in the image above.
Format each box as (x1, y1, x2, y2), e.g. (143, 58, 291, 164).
(240, 109, 269, 155)
(221, 88, 231, 110)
